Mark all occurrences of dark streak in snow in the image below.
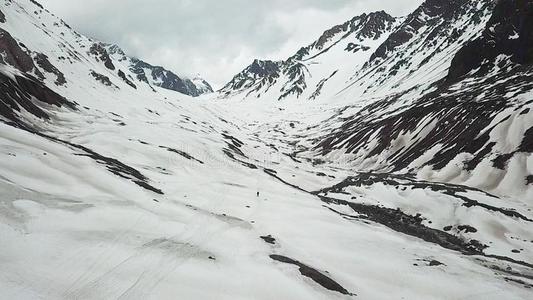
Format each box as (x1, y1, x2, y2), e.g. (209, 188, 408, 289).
(260, 235, 276, 245)
(160, 146, 204, 164)
(270, 255, 355, 296)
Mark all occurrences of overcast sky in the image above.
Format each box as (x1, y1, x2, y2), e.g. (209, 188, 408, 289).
(40, 0, 423, 88)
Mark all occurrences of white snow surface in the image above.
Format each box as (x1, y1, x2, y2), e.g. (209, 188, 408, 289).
(0, 1, 533, 299)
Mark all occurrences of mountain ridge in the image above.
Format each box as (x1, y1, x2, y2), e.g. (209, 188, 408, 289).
(0, 0, 212, 98)
(220, 0, 496, 101)
(219, 10, 401, 100)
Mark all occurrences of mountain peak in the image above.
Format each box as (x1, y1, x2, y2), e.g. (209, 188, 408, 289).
(310, 10, 396, 53)
(249, 59, 281, 77)
(105, 43, 126, 58)
(353, 10, 397, 41)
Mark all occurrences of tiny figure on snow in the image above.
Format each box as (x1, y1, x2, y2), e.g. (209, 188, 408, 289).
(257, 191, 260, 197)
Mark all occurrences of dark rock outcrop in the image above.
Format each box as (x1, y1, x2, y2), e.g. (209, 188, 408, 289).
(105, 43, 213, 96)
(220, 59, 281, 96)
(260, 235, 276, 245)
(318, 173, 531, 221)
(117, 69, 137, 89)
(89, 43, 115, 71)
(90, 70, 115, 87)
(34, 53, 66, 85)
(298, 11, 396, 60)
(29, 0, 44, 9)
(0, 29, 40, 75)
(129, 58, 211, 96)
(448, 0, 533, 81)
(318, 192, 488, 255)
(0, 72, 75, 122)
(270, 255, 354, 296)
(247, 59, 281, 78)
(0, 9, 6, 23)
(370, 0, 487, 63)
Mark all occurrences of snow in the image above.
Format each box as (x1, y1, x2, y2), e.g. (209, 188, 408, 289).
(0, 0, 533, 299)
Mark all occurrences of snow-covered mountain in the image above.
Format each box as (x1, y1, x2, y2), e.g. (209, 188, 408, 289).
(0, 0, 211, 98)
(220, 0, 497, 101)
(307, 0, 533, 194)
(220, 11, 401, 100)
(106, 44, 213, 96)
(1, 0, 533, 299)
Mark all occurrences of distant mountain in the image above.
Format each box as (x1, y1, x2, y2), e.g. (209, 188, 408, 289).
(0, 0, 211, 99)
(106, 44, 213, 96)
(220, 11, 400, 100)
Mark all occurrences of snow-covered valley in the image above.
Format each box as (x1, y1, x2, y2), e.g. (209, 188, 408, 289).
(1, 0, 533, 299)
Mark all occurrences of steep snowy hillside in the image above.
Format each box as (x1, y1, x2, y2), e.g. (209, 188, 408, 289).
(310, 0, 533, 195)
(1, 0, 533, 299)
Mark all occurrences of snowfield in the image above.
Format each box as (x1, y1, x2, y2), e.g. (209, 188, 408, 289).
(1, 0, 533, 299)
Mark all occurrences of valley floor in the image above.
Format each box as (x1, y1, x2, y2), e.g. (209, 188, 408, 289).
(1, 93, 532, 300)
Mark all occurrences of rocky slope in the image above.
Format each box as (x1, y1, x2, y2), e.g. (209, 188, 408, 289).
(307, 0, 533, 196)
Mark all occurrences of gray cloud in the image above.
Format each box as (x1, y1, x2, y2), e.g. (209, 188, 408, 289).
(40, 0, 423, 88)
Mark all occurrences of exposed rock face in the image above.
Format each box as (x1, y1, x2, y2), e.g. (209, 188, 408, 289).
(129, 58, 212, 96)
(90, 70, 115, 88)
(340, 0, 494, 97)
(0, 72, 75, 122)
(3, 3, 212, 98)
(356, 11, 397, 40)
(345, 43, 370, 53)
(247, 59, 281, 78)
(370, 0, 491, 63)
(29, 0, 44, 9)
(105, 43, 213, 96)
(314, 0, 533, 188)
(314, 11, 395, 52)
(278, 62, 308, 100)
(312, 1, 533, 179)
(298, 11, 396, 59)
(191, 77, 214, 95)
(0, 29, 39, 74)
(34, 53, 66, 86)
(448, 0, 533, 81)
(89, 43, 115, 71)
(107, 44, 127, 61)
(221, 0, 499, 101)
(117, 69, 137, 89)
(221, 60, 281, 96)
